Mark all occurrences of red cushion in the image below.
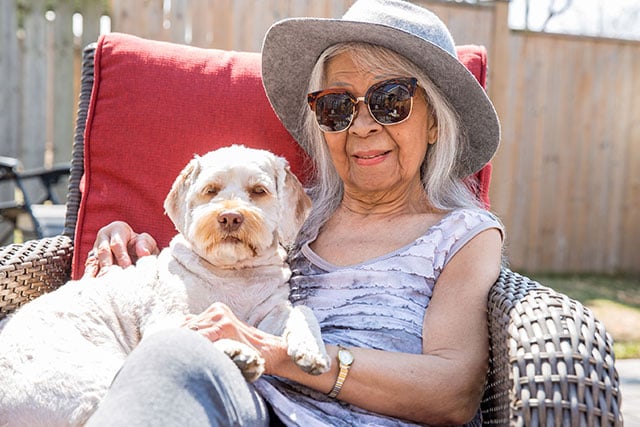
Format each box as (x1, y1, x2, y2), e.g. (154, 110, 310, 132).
(457, 44, 492, 209)
(71, 33, 492, 278)
(456, 45, 488, 88)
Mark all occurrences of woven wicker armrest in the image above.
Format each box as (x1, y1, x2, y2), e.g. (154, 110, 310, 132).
(0, 236, 73, 319)
(482, 267, 623, 425)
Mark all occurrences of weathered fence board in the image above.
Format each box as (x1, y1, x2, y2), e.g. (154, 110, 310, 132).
(19, 1, 47, 171)
(0, 2, 19, 158)
(1, 0, 638, 273)
(489, 30, 640, 273)
(50, 1, 74, 168)
(0, 1, 20, 206)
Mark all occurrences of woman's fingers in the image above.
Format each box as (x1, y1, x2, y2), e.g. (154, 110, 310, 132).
(182, 303, 243, 342)
(182, 313, 223, 341)
(130, 232, 160, 259)
(82, 251, 100, 278)
(86, 221, 160, 277)
(91, 221, 133, 270)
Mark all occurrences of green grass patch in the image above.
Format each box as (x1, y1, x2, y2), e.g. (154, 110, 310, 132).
(529, 273, 640, 308)
(614, 341, 640, 360)
(526, 273, 640, 359)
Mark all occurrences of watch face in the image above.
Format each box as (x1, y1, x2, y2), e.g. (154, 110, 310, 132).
(338, 348, 354, 365)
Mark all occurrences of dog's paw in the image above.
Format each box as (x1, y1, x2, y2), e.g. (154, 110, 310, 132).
(214, 339, 265, 382)
(281, 305, 331, 375)
(288, 343, 331, 375)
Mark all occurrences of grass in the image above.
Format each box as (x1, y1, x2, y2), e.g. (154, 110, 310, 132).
(526, 273, 640, 359)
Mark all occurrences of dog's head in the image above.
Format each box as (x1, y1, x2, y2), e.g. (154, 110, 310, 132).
(164, 145, 311, 267)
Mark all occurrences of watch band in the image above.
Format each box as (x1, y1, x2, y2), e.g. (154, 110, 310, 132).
(328, 346, 353, 398)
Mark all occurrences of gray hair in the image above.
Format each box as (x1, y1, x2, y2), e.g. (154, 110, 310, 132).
(297, 42, 482, 242)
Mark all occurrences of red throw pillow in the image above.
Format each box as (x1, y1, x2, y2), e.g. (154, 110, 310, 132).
(72, 33, 492, 278)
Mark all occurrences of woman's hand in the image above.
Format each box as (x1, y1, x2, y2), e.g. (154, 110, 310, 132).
(83, 221, 160, 277)
(181, 302, 289, 376)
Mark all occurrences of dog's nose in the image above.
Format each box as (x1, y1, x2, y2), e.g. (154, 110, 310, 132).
(218, 211, 244, 231)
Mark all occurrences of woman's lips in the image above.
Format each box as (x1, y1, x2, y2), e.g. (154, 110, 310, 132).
(353, 150, 391, 166)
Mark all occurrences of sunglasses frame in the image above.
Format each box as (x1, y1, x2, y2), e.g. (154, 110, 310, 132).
(307, 77, 419, 133)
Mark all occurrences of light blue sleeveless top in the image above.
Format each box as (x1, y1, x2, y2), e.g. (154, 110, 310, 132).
(254, 208, 503, 426)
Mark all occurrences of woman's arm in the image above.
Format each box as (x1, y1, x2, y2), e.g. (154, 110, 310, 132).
(266, 228, 503, 425)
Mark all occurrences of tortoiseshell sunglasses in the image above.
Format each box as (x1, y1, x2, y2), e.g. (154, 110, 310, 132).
(307, 77, 418, 133)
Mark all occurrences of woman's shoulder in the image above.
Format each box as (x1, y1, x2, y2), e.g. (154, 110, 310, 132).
(428, 208, 504, 265)
(431, 207, 503, 242)
(438, 207, 503, 230)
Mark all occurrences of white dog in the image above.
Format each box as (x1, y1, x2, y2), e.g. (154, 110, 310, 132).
(0, 145, 330, 426)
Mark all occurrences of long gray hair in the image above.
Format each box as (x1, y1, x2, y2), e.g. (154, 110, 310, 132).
(296, 42, 482, 243)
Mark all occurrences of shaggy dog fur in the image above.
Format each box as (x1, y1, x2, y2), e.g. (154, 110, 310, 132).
(0, 145, 329, 426)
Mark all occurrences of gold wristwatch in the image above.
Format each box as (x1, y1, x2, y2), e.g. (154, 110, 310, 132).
(328, 346, 354, 398)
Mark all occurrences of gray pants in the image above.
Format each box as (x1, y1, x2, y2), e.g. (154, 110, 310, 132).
(86, 328, 271, 427)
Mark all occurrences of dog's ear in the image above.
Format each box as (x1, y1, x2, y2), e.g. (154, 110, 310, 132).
(274, 156, 311, 247)
(164, 156, 201, 234)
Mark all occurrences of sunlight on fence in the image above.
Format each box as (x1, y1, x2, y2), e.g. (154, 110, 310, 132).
(1, 0, 111, 170)
(71, 12, 112, 39)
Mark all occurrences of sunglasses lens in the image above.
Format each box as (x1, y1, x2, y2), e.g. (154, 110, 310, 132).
(313, 92, 355, 132)
(368, 81, 414, 125)
(308, 78, 417, 132)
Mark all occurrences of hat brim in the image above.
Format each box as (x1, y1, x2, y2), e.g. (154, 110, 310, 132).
(262, 18, 500, 177)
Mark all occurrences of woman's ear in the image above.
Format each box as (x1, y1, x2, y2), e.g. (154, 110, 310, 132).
(164, 156, 201, 235)
(427, 108, 438, 145)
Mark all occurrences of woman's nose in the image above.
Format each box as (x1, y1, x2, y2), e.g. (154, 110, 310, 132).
(348, 101, 381, 136)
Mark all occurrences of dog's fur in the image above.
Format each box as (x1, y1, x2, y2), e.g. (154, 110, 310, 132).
(0, 145, 330, 426)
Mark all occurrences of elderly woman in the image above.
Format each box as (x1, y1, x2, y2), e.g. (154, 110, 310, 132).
(86, 0, 503, 426)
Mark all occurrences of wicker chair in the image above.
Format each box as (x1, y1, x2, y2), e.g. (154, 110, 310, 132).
(0, 35, 623, 426)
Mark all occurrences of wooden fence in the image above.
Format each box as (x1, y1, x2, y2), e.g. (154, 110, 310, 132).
(1, 0, 639, 274)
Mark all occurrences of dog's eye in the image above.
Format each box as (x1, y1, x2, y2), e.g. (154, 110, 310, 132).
(250, 185, 268, 196)
(203, 186, 219, 196)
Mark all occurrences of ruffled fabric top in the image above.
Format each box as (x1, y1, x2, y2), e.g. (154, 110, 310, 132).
(254, 208, 504, 426)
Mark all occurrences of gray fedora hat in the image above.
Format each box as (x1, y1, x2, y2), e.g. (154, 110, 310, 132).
(261, 0, 500, 177)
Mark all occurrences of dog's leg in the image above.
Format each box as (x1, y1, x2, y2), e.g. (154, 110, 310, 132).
(213, 339, 265, 382)
(285, 305, 331, 375)
(261, 304, 331, 376)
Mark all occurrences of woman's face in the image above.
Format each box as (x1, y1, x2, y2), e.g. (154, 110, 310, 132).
(322, 52, 438, 199)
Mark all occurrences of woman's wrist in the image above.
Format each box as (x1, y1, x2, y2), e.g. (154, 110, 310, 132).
(265, 343, 340, 395)
(262, 335, 293, 376)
